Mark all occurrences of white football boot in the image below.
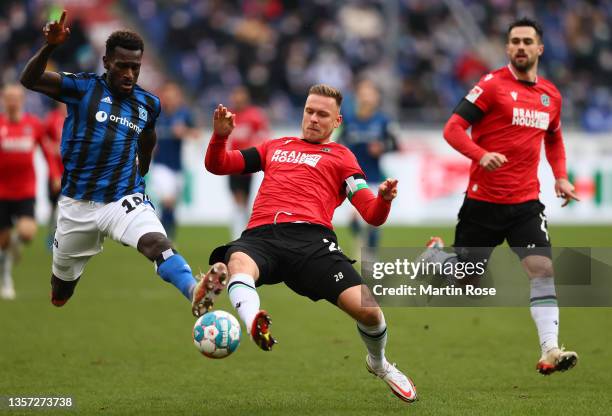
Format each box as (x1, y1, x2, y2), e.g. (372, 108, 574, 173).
(536, 347, 578, 375)
(366, 355, 418, 403)
(1, 280, 16, 300)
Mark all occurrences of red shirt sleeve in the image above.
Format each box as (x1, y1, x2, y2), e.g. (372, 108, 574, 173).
(444, 73, 500, 162)
(443, 114, 487, 162)
(254, 139, 270, 170)
(465, 73, 497, 113)
(544, 94, 567, 179)
(204, 133, 246, 174)
(544, 126, 567, 179)
(350, 189, 392, 226)
(342, 148, 390, 226)
(35, 116, 60, 180)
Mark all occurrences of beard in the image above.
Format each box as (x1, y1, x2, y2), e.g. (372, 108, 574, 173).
(511, 55, 536, 72)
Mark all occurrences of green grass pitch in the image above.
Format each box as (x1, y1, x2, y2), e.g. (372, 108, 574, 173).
(1, 225, 611, 415)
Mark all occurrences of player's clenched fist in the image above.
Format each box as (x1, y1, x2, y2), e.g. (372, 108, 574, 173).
(213, 104, 236, 137)
(479, 152, 507, 171)
(44, 10, 70, 46)
(379, 178, 398, 201)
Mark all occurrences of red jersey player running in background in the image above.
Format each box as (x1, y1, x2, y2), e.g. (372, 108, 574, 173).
(43, 101, 66, 249)
(423, 18, 579, 375)
(205, 84, 417, 403)
(0, 84, 60, 299)
(226, 85, 269, 239)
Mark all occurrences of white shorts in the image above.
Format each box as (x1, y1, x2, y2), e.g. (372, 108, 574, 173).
(149, 164, 183, 201)
(52, 193, 166, 281)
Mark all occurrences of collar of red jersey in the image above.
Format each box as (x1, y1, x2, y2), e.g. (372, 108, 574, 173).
(506, 64, 538, 85)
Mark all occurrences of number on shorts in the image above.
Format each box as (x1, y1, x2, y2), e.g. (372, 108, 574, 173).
(122, 195, 145, 214)
(539, 213, 549, 242)
(322, 238, 338, 252)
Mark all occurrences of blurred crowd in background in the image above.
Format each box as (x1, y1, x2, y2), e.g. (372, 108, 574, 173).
(1, 0, 611, 131)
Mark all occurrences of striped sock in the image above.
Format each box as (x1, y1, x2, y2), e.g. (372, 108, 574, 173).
(228, 274, 260, 333)
(529, 277, 559, 354)
(357, 312, 388, 370)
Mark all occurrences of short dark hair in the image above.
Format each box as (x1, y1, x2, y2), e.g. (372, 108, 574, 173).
(105, 30, 144, 56)
(507, 17, 543, 41)
(308, 84, 343, 107)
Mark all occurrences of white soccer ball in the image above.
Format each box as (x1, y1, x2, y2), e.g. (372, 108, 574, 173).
(192, 310, 241, 359)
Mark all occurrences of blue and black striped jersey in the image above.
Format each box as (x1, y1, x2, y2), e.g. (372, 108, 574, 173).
(56, 72, 161, 202)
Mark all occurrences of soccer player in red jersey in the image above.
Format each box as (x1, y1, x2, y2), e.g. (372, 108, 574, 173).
(0, 84, 61, 299)
(205, 84, 417, 403)
(424, 18, 579, 375)
(43, 101, 66, 248)
(227, 86, 269, 239)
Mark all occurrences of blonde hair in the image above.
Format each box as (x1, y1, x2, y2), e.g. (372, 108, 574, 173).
(308, 84, 343, 107)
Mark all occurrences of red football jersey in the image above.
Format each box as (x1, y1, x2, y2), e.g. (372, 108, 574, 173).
(247, 137, 364, 229)
(464, 65, 562, 203)
(44, 108, 65, 177)
(228, 106, 269, 150)
(0, 113, 59, 199)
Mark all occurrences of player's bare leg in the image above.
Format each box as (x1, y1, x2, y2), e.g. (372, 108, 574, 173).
(12, 216, 37, 264)
(337, 285, 417, 403)
(0, 228, 14, 299)
(227, 251, 276, 351)
(522, 255, 578, 374)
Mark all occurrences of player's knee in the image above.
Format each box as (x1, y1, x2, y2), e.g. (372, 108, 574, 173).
(227, 251, 259, 277)
(357, 307, 383, 327)
(137, 232, 172, 261)
(18, 228, 37, 243)
(161, 197, 176, 210)
(523, 255, 554, 278)
(0, 230, 10, 249)
(16, 218, 37, 241)
(232, 191, 247, 206)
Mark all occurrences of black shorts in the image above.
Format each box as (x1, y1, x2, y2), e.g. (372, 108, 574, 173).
(228, 174, 252, 195)
(453, 198, 552, 262)
(0, 198, 35, 229)
(209, 223, 362, 304)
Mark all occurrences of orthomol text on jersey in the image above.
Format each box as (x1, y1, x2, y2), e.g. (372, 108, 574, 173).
(95, 110, 143, 134)
(270, 149, 322, 167)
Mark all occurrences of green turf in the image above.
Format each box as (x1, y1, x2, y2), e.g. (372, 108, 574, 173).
(1, 225, 611, 415)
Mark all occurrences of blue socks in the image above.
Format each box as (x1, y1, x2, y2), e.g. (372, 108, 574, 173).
(155, 249, 196, 300)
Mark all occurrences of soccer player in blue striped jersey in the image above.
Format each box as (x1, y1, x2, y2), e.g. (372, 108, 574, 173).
(20, 11, 226, 316)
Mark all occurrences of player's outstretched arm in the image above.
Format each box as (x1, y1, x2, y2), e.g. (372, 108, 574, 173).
(20, 11, 69, 97)
(205, 104, 247, 175)
(348, 178, 397, 226)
